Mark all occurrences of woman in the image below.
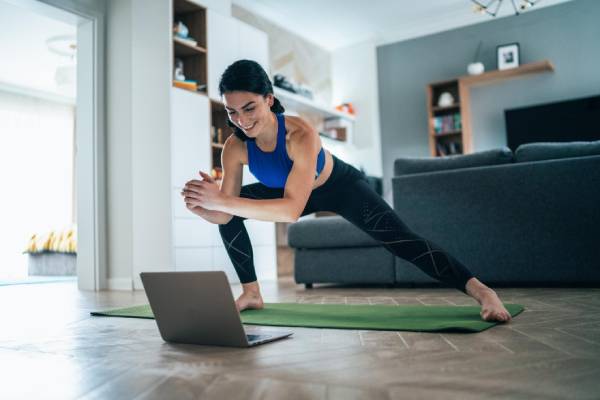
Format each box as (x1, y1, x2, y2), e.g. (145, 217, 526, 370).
(181, 60, 511, 322)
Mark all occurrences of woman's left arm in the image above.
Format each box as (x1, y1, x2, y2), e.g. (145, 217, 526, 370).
(191, 127, 320, 223)
(220, 130, 319, 222)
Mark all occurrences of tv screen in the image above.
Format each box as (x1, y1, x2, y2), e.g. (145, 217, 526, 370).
(504, 94, 600, 152)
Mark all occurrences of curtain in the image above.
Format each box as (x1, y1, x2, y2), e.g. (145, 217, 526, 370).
(0, 90, 74, 279)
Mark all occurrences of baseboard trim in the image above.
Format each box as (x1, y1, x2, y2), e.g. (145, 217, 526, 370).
(107, 277, 133, 291)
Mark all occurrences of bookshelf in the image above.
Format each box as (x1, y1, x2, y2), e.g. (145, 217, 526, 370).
(427, 79, 463, 157)
(209, 100, 234, 181)
(172, 0, 207, 94)
(427, 60, 554, 157)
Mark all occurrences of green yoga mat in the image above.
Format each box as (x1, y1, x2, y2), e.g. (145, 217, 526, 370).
(91, 302, 524, 333)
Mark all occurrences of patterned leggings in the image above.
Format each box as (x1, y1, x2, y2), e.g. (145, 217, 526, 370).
(218, 155, 475, 294)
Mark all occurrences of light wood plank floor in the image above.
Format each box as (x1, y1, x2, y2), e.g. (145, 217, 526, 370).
(1, 278, 599, 399)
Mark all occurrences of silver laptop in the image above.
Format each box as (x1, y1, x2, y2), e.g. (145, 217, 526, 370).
(139, 271, 293, 347)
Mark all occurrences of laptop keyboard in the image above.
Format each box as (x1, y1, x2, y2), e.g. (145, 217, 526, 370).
(247, 334, 272, 342)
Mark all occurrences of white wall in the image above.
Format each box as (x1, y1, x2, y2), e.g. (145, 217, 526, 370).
(130, 0, 172, 290)
(233, 4, 332, 106)
(106, 0, 173, 290)
(331, 40, 383, 179)
(106, 0, 133, 289)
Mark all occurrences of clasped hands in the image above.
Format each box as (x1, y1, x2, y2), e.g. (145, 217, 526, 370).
(181, 171, 227, 212)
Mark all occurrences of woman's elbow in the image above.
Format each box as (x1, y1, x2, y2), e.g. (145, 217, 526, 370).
(287, 207, 302, 223)
(286, 213, 300, 223)
(282, 199, 303, 223)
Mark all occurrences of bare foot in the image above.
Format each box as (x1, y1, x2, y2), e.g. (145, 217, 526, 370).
(466, 278, 512, 322)
(235, 291, 264, 312)
(478, 289, 512, 322)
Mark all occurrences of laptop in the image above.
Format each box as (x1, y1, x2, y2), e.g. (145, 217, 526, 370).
(139, 271, 293, 347)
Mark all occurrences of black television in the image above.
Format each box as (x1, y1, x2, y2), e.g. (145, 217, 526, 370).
(504, 94, 600, 152)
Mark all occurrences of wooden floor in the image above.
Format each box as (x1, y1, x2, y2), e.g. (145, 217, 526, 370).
(1, 278, 599, 399)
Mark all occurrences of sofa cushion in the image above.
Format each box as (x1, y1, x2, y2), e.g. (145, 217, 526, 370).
(394, 147, 513, 176)
(514, 140, 600, 162)
(295, 247, 395, 284)
(288, 216, 380, 249)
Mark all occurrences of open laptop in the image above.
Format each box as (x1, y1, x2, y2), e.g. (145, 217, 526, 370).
(139, 271, 293, 347)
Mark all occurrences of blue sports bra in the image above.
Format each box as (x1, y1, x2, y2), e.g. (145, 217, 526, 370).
(246, 113, 325, 188)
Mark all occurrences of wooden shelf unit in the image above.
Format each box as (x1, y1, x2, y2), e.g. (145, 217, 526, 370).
(173, 36, 207, 56)
(209, 100, 235, 179)
(435, 130, 462, 137)
(172, 0, 207, 94)
(427, 60, 555, 157)
(427, 79, 463, 156)
(460, 60, 554, 87)
(432, 104, 460, 112)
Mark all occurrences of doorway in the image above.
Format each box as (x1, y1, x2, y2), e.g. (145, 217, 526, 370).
(0, 0, 106, 290)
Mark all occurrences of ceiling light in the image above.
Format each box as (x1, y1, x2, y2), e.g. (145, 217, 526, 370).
(471, 0, 541, 17)
(46, 34, 77, 88)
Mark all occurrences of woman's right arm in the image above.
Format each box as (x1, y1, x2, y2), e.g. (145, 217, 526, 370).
(186, 135, 243, 225)
(185, 183, 232, 224)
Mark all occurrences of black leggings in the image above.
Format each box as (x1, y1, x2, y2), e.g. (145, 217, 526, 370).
(218, 155, 475, 294)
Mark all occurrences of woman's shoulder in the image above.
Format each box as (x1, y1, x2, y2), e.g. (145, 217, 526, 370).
(284, 114, 312, 131)
(283, 115, 315, 140)
(282, 115, 321, 160)
(223, 134, 248, 165)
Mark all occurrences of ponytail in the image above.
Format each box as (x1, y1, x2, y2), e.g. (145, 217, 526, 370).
(270, 96, 285, 114)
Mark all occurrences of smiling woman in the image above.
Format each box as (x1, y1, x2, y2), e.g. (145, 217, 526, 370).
(180, 59, 512, 323)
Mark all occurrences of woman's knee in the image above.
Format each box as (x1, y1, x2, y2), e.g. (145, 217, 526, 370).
(217, 214, 235, 226)
(218, 214, 244, 229)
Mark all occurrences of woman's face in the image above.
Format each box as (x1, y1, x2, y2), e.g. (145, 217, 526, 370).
(223, 91, 274, 138)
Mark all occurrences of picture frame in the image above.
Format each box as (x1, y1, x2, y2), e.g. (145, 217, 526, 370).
(497, 42, 520, 70)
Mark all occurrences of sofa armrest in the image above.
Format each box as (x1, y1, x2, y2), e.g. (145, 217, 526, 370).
(391, 155, 600, 283)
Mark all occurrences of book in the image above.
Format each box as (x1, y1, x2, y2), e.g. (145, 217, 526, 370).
(173, 80, 197, 91)
(454, 113, 462, 130)
(436, 142, 447, 156)
(432, 113, 462, 135)
(448, 141, 458, 154)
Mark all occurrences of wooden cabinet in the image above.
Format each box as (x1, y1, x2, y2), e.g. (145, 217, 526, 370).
(173, 0, 207, 94)
(207, 10, 270, 101)
(208, 100, 259, 186)
(170, 86, 214, 273)
(169, 1, 275, 283)
(207, 10, 238, 101)
(238, 22, 269, 75)
(170, 87, 210, 187)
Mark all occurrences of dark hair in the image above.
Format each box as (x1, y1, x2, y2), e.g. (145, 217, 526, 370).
(218, 59, 285, 141)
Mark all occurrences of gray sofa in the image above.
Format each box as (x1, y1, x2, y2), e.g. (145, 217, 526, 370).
(288, 141, 600, 289)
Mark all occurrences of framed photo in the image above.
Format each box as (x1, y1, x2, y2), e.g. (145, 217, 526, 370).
(497, 43, 520, 70)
